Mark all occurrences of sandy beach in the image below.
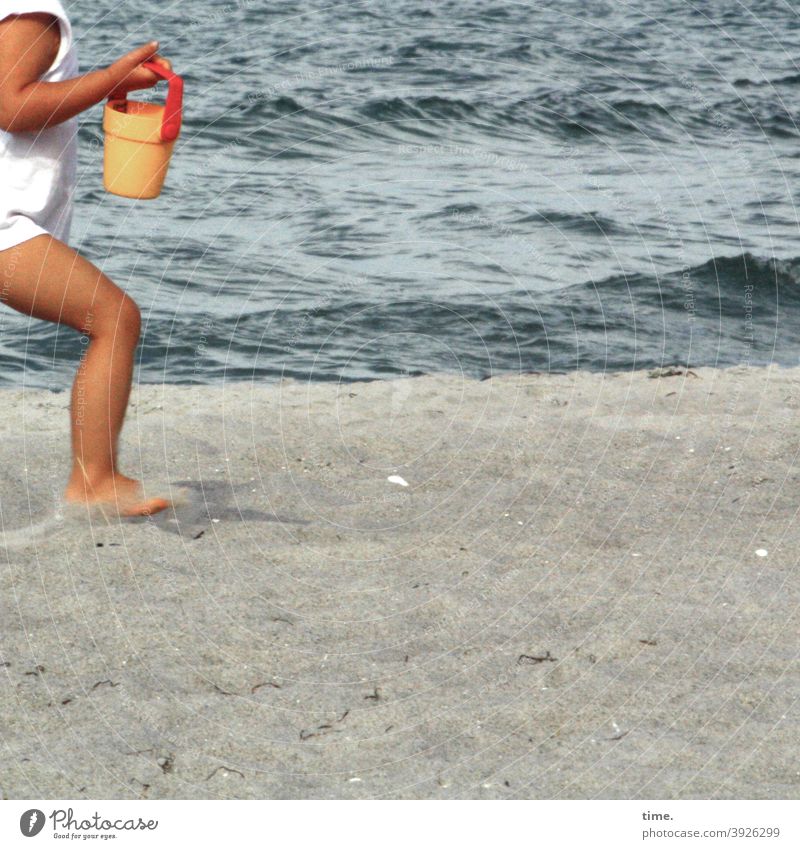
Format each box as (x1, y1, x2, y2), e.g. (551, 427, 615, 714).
(1, 365, 798, 799)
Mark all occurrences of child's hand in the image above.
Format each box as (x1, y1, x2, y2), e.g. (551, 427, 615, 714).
(106, 41, 173, 99)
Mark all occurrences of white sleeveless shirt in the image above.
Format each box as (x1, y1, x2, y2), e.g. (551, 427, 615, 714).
(0, 0, 78, 252)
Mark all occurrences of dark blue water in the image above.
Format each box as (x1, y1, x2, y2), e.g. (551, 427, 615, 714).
(4, 0, 800, 387)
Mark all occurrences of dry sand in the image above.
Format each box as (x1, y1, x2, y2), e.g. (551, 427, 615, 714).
(1, 365, 798, 799)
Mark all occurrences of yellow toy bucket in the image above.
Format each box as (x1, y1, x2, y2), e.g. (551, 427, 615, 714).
(103, 61, 184, 199)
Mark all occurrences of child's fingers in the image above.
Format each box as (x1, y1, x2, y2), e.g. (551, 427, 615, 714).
(119, 40, 160, 70)
(149, 54, 173, 72)
(107, 43, 173, 95)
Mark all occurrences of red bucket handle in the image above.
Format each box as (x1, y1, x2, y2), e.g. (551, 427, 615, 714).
(140, 60, 184, 141)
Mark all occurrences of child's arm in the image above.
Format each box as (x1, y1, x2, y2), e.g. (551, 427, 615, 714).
(0, 13, 169, 133)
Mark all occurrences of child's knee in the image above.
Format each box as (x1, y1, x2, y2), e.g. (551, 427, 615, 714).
(88, 294, 141, 342)
(118, 295, 141, 339)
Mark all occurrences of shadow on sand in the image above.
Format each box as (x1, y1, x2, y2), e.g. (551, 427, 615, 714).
(145, 479, 312, 538)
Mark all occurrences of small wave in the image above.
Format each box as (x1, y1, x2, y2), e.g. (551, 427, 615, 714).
(241, 94, 307, 118)
(397, 37, 490, 58)
(689, 252, 800, 294)
(733, 73, 800, 88)
(359, 96, 479, 122)
(586, 252, 800, 308)
(698, 96, 800, 139)
(513, 209, 626, 235)
(424, 203, 484, 220)
(499, 93, 680, 141)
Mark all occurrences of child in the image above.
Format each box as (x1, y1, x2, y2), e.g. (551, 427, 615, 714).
(0, 1, 173, 516)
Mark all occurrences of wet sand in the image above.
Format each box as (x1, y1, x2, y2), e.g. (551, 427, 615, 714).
(1, 365, 798, 799)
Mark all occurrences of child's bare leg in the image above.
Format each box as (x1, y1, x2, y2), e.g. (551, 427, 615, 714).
(0, 234, 169, 516)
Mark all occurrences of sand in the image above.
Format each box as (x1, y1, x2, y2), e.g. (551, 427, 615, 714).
(0, 365, 798, 799)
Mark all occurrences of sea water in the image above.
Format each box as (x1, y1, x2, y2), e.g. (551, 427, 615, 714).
(3, 0, 800, 387)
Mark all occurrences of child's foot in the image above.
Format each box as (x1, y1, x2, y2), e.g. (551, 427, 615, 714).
(64, 473, 171, 517)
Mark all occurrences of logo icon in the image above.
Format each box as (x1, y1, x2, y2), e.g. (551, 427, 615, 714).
(19, 809, 45, 837)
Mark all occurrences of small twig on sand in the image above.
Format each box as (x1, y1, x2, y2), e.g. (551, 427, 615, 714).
(251, 681, 281, 693)
(300, 709, 350, 741)
(517, 651, 557, 665)
(90, 679, 119, 691)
